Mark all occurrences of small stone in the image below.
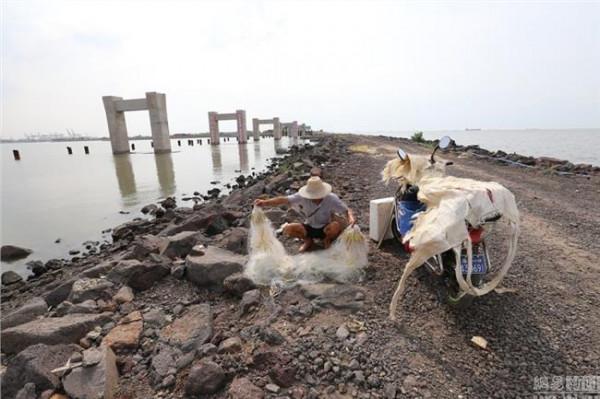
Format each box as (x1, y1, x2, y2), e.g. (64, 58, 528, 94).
(82, 347, 103, 367)
(336, 324, 350, 340)
(384, 382, 397, 399)
(353, 370, 365, 383)
(173, 304, 184, 315)
(240, 289, 261, 315)
(143, 308, 167, 328)
(171, 264, 185, 279)
(218, 337, 242, 354)
(265, 383, 280, 393)
(184, 360, 226, 395)
(356, 332, 368, 345)
(2, 270, 24, 285)
(176, 351, 195, 370)
(199, 343, 217, 356)
(403, 375, 418, 389)
(162, 374, 176, 388)
(113, 286, 134, 304)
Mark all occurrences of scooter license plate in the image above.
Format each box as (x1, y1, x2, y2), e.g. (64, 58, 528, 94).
(460, 254, 487, 274)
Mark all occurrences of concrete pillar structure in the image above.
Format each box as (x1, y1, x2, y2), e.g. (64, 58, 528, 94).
(208, 112, 219, 144)
(273, 117, 282, 140)
(146, 92, 171, 153)
(281, 121, 299, 138)
(252, 117, 281, 140)
(102, 96, 129, 154)
(208, 110, 248, 145)
(236, 110, 247, 144)
(252, 118, 260, 140)
(290, 121, 299, 138)
(102, 92, 171, 154)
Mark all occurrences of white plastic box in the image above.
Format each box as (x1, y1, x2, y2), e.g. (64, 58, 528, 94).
(369, 197, 394, 242)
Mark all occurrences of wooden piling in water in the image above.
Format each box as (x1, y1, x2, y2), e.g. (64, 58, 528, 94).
(67, 147, 73, 155)
(178, 140, 181, 146)
(131, 143, 135, 151)
(151, 142, 154, 148)
(13, 150, 20, 160)
(84, 146, 89, 154)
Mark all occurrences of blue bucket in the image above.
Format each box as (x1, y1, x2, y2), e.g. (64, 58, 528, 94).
(395, 200, 426, 236)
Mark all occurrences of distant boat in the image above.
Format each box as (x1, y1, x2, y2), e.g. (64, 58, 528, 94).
(465, 128, 482, 131)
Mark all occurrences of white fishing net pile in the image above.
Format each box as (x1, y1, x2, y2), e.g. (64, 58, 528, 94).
(245, 207, 368, 286)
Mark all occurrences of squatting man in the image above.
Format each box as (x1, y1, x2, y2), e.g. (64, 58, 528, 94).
(254, 176, 355, 252)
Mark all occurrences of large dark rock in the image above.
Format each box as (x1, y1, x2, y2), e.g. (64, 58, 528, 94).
(159, 231, 204, 259)
(217, 227, 248, 254)
(159, 214, 212, 237)
(1, 270, 23, 285)
(42, 278, 76, 307)
(1, 296, 47, 330)
(1, 312, 112, 354)
(185, 246, 246, 287)
(1, 245, 32, 261)
(68, 278, 113, 303)
(130, 234, 168, 260)
(204, 215, 230, 236)
(141, 203, 158, 214)
(240, 289, 261, 315)
(80, 260, 115, 278)
(160, 303, 212, 348)
(185, 360, 226, 395)
(160, 197, 177, 209)
(223, 272, 256, 297)
(1, 343, 80, 398)
(63, 346, 119, 399)
(26, 260, 47, 277)
(106, 259, 169, 291)
(111, 219, 152, 241)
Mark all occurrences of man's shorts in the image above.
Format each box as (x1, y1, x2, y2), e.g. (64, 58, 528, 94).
(303, 224, 326, 239)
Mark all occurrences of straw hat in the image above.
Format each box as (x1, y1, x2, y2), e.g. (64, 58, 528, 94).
(298, 176, 332, 199)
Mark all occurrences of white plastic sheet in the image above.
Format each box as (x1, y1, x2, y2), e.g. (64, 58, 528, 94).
(382, 154, 520, 319)
(245, 207, 368, 286)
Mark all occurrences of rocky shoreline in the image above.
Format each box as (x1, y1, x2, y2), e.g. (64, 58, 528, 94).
(1, 133, 599, 399)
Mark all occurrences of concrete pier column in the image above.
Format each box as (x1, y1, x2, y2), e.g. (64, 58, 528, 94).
(103, 96, 130, 154)
(252, 118, 260, 140)
(273, 117, 282, 140)
(290, 121, 299, 138)
(208, 112, 219, 145)
(236, 110, 247, 144)
(146, 92, 171, 154)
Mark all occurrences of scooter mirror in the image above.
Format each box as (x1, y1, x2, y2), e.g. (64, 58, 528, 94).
(397, 148, 408, 161)
(439, 136, 452, 150)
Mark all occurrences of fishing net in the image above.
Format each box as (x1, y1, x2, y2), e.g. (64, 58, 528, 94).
(245, 207, 368, 286)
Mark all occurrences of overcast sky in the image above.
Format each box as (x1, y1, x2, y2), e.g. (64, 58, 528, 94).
(1, 0, 599, 138)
